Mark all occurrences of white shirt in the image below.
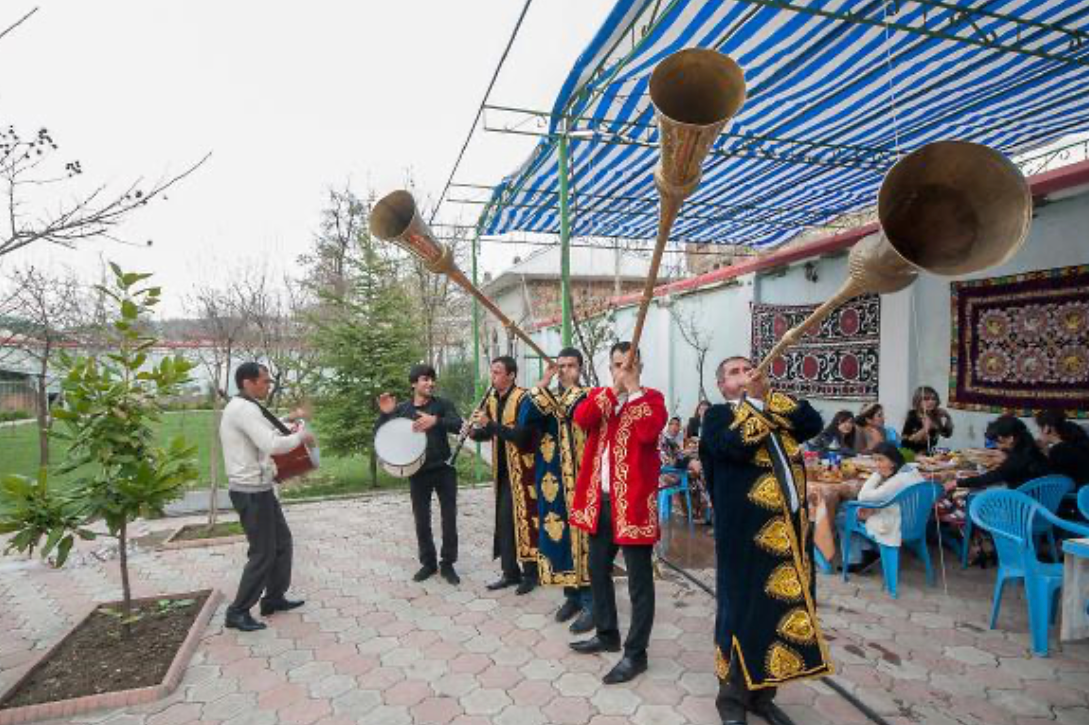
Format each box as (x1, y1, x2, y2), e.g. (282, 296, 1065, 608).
(601, 390, 644, 494)
(220, 397, 302, 493)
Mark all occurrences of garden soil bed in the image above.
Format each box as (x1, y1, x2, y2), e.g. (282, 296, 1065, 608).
(0, 589, 221, 723)
(162, 521, 245, 549)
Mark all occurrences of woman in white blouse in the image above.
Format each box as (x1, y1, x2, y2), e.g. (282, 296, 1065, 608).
(856, 442, 927, 547)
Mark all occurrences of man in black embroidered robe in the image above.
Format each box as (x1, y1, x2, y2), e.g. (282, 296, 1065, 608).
(518, 347, 593, 633)
(700, 356, 831, 725)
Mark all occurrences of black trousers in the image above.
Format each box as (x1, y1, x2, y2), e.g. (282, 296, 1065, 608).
(496, 475, 537, 581)
(228, 489, 293, 614)
(717, 654, 776, 720)
(409, 465, 458, 568)
(588, 494, 654, 658)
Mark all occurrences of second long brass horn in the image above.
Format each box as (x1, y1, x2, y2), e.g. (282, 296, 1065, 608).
(369, 190, 553, 363)
(755, 140, 1032, 373)
(628, 48, 747, 359)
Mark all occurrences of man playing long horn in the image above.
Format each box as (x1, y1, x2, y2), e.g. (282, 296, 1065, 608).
(569, 342, 667, 685)
(699, 355, 831, 725)
(469, 355, 540, 594)
(518, 347, 594, 634)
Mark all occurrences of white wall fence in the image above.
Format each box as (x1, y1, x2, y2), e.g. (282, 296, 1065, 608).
(513, 187, 1089, 449)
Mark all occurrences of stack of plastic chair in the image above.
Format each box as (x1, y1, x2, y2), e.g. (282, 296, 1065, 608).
(658, 466, 692, 524)
(841, 481, 943, 599)
(969, 489, 1089, 657)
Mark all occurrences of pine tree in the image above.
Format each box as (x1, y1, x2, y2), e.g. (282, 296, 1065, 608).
(311, 220, 421, 487)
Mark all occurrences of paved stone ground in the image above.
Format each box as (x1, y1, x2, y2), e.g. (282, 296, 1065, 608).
(2, 486, 1088, 725)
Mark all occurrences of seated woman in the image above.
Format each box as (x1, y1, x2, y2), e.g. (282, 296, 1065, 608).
(901, 385, 955, 454)
(856, 443, 926, 547)
(953, 415, 1051, 491)
(810, 410, 858, 457)
(1035, 410, 1089, 488)
(659, 416, 707, 521)
(686, 400, 710, 440)
(852, 403, 889, 454)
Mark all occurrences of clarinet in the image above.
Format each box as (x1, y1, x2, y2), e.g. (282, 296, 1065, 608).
(447, 385, 494, 466)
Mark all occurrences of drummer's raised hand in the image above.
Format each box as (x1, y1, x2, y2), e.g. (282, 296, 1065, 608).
(535, 361, 558, 389)
(413, 413, 438, 432)
(377, 393, 397, 414)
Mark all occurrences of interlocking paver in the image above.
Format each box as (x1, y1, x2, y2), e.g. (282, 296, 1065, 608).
(3, 487, 1088, 725)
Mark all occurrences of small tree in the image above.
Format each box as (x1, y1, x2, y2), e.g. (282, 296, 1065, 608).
(1, 264, 198, 621)
(668, 303, 714, 403)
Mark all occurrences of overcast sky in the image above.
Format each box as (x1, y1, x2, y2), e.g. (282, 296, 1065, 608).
(0, 0, 615, 315)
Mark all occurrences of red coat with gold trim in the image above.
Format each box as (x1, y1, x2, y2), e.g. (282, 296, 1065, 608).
(569, 386, 668, 545)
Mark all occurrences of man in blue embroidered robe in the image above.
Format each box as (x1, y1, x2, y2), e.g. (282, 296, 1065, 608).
(700, 355, 832, 725)
(518, 347, 594, 634)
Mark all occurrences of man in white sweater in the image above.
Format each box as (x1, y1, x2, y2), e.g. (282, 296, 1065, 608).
(221, 362, 314, 632)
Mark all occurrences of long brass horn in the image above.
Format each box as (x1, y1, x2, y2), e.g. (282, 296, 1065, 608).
(628, 48, 747, 359)
(369, 190, 553, 363)
(755, 140, 1032, 374)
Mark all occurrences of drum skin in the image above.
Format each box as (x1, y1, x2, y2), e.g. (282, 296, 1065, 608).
(375, 418, 427, 478)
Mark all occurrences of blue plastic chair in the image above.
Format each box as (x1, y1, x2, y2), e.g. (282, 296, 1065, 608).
(957, 476, 1075, 568)
(969, 489, 1089, 657)
(658, 466, 692, 524)
(1019, 475, 1075, 561)
(841, 481, 943, 598)
(1079, 487, 1089, 520)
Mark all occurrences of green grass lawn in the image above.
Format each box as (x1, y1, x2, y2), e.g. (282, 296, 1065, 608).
(0, 410, 491, 498)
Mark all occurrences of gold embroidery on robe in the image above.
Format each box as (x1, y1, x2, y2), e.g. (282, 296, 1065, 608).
(540, 433, 556, 464)
(748, 474, 784, 511)
(766, 642, 805, 680)
(541, 472, 560, 503)
(765, 562, 804, 602)
(768, 391, 798, 415)
(715, 645, 730, 680)
(543, 512, 565, 542)
(755, 518, 793, 557)
(777, 608, 817, 645)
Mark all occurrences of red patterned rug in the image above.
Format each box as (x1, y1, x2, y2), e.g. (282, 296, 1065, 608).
(950, 264, 1089, 418)
(750, 295, 880, 401)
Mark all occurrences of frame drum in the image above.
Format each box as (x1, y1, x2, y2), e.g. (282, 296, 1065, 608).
(375, 417, 427, 478)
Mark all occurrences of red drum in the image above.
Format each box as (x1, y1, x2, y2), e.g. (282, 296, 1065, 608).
(272, 423, 319, 482)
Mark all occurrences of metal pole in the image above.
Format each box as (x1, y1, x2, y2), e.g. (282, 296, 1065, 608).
(471, 230, 483, 486)
(558, 132, 573, 348)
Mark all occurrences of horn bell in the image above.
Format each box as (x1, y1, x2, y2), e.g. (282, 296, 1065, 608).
(369, 190, 449, 271)
(878, 140, 1032, 277)
(649, 48, 746, 201)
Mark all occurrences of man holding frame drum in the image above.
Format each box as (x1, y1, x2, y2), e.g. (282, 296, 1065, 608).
(377, 363, 464, 585)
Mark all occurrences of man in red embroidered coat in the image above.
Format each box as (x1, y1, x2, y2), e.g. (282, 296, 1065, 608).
(569, 341, 667, 685)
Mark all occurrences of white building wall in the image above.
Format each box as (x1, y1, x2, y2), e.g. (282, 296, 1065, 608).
(529, 185, 1089, 441)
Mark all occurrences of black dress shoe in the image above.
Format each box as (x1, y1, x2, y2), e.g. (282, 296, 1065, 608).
(569, 635, 621, 654)
(259, 598, 304, 616)
(440, 564, 461, 586)
(515, 578, 537, 596)
(413, 564, 438, 582)
(569, 609, 595, 635)
(555, 599, 581, 623)
(602, 655, 648, 684)
(225, 611, 267, 632)
(486, 575, 521, 591)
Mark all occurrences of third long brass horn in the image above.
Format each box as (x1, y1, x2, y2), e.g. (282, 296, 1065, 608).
(369, 190, 553, 363)
(755, 140, 1032, 374)
(628, 48, 747, 358)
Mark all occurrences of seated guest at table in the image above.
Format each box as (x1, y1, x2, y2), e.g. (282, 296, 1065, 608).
(810, 410, 858, 457)
(856, 443, 927, 548)
(686, 400, 710, 440)
(901, 386, 954, 454)
(951, 415, 1051, 491)
(852, 403, 889, 454)
(660, 416, 707, 521)
(1034, 410, 1089, 488)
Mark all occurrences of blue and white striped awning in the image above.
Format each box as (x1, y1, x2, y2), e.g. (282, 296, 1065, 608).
(478, 0, 1089, 247)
